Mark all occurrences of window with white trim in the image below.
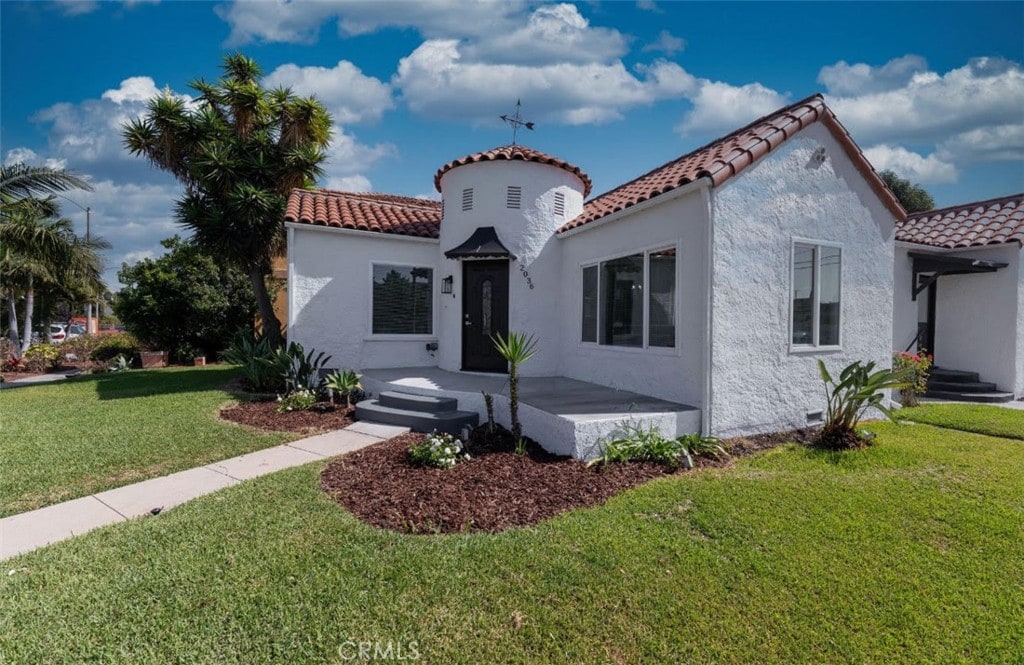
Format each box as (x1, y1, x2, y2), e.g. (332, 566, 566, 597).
(372, 264, 433, 335)
(580, 247, 676, 348)
(791, 242, 841, 347)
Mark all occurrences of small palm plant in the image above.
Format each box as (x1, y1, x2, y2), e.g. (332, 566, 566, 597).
(817, 359, 914, 449)
(491, 331, 538, 442)
(324, 369, 362, 408)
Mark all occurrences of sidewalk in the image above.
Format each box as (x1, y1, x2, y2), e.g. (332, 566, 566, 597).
(0, 420, 408, 561)
(0, 369, 80, 390)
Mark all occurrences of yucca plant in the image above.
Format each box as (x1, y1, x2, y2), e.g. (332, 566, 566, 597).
(222, 328, 282, 392)
(270, 342, 332, 395)
(817, 359, 914, 449)
(491, 331, 538, 441)
(324, 369, 362, 408)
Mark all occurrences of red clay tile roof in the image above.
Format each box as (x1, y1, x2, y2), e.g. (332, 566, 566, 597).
(559, 93, 905, 233)
(897, 193, 1024, 248)
(434, 144, 592, 197)
(284, 189, 441, 238)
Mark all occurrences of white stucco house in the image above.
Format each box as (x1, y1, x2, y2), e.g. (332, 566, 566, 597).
(893, 194, 1024, 401)
(284, 94, 908, 458)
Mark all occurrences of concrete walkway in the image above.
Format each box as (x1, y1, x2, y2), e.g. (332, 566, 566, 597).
(0, 369, 80, 390)
(0, 420, 408, 561)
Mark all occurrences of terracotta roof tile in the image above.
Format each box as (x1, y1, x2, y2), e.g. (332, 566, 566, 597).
(559, 93, 905, 233)
(897, 193, 1024, 248)
(435, 144, 592, 197)
(284, 189, 441, 238)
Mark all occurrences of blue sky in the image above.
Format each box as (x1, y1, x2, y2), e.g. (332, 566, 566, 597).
(2, 0, 1022, 288)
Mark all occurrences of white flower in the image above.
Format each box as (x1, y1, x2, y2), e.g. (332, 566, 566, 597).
(464, 454, 471, 461)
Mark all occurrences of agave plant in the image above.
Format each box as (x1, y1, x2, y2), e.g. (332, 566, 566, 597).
(222, 328, 282, 392)
(817, 359, 914, 449)
(271, 342, 332, 395)
(491, 331, 538, 442)
(324, 369, 362, 408)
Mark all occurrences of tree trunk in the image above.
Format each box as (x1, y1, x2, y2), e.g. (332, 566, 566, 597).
(20, 277, 34, 354)
(248, 266, 283, 348)
(510, 367, 521, 440)
(6, 295, 22, 356)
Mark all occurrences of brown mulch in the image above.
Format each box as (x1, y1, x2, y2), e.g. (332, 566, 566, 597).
(220, 399, 356, 434)
(320, 425, 820, 535)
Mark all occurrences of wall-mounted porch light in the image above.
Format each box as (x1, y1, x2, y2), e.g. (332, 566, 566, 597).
(441, 275, 453, 295)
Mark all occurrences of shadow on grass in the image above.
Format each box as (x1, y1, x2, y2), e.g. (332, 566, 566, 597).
(78, 365, 242, 401)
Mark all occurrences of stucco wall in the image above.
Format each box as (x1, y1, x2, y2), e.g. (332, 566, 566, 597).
(932, 244, 1021, 393)
(710, 123, 897, 437)
(287, 225, 441, 370)
(892, 245, 918, 352)
(1018, 248, 1024, 397)
(555, 186, 711, 408)
(437, 160, 587, 375)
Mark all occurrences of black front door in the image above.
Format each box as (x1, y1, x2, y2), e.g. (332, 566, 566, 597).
(462, 260, 509, 372)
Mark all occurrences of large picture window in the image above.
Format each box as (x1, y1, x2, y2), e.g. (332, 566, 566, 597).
(372, 264, 433, 335)
(580, 247, 676, 349)
(791, 241, 841, 348)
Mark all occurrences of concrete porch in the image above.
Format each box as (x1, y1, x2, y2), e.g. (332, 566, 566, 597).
(359, 367, 701, 460)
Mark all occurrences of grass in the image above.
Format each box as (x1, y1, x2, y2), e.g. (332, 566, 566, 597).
(0, 366, 290, 517)
(900, 402, 1024, 440)
(2, 421, 1022, 663)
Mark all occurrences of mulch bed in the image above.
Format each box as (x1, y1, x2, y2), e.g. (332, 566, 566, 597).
(320, 426, 818, 534)
(220, 399, 356, 434)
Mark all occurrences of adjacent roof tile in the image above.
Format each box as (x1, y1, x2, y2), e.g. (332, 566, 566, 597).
(284, 189, 441, 238)
(559, 93, 905, 233)
(434, 144, 592, 197)
(897, 193, 1024, 248)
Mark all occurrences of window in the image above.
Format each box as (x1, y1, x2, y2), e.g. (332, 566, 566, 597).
(372, 264, 433, 335)
(506, 186, 522, 209)
(580, 247, 677, 349)
(553, 191, 565, 217)
(791, 241, 841, 347)
(461, 188, 473, 212)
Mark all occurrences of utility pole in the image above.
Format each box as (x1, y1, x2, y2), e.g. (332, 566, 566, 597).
(86, 206, 93, 334)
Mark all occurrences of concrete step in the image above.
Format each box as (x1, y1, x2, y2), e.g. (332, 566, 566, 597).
(379, 390, 458, 414)
(924, 390, 1015, 403)
(928, 380, 999, 393)
(929, 368, 980, 384)
(355, 399, 478, 435)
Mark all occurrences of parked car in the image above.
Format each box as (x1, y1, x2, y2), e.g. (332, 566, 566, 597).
(47, 323, 67, 344)
(67, 324, 85, 339)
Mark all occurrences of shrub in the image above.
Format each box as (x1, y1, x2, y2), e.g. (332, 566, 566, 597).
(222, 329, 284, 393)
(276, 389, 318, 413)
(590, 423, 726, 470)
(408, 432, 469, 469)
(89, 332, 141, 362)
(323, 369, 362, 407)
(60, 334, 102, 363)
(816, 359, 913, 449)
(272, 342, 332, 395)
(22, 344, 61, 372)
(109, 354, 132, 373)
(892, 351, 932, 407)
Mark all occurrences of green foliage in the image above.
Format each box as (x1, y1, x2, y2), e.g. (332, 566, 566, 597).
(590, 423, 726, 470)
(222, 328, 284, 393)
(60, 334, 102, 362)
(108, 354, 131, 374)
(323, 369, 361, 407)
(408, 432, 468, 469)
(817, 359, 913, 449)
(275, 388, 317, 413)
(892, 350, 933, 407)
(879, 170, 936, 213)
(114, 236, 256, 363)
(22, 343, 61, 371)
(121, 53, 333, 347)
(89, 332, 141, 362)
(899, 403, 1024, 441)
(271, 342, 332, 395)
(491, 331, 538, 440)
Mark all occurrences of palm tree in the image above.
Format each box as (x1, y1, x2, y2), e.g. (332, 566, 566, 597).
(491, 331, 538, 441)
(122, 53, 332, 348)
(0, 163, 91, 208)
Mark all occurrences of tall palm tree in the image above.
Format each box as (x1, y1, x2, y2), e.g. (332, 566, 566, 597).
(0, 163, 91, 208)
(122, 53, 332, 348)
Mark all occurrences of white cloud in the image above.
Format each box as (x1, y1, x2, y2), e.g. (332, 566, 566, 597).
(4, 147, 67, 170)
(676, 80, 790, 135)
(320, 127, 395, 189)
(121, 249, 156, 265)
(863, 145, 958, 184)
(635, 0, 662, 12)
(52, 0, 99, 16)
(642, 30, 685, 56)
(938, 124, 1024, 163)
(324, 175, 373, 192)
(100, 76, 163, 104)
(264, 60, 394, 124)
(394, 40, 693, 125)
(817, 55, 928, 97)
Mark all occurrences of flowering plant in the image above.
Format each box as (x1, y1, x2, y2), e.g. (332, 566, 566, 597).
(892, 350, 933, 407)
(408, 432, 469, 469)
(276, 388, 318, 413)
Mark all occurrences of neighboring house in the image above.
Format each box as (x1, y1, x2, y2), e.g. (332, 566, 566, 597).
(285, 94, 905, 456)
(893, 194, 1024, 401)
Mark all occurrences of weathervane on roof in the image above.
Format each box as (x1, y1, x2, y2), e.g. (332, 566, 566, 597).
(500, 99, 534, 145)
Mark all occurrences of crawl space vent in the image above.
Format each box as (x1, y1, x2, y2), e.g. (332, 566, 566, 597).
(553, 191, 565, 217)
(506, 186, 522, 209)
(462, 188, 473, 212)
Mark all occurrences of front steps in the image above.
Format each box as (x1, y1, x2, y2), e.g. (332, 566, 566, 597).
(355, 390, 479, 435)
(925, 367, 1015, 403)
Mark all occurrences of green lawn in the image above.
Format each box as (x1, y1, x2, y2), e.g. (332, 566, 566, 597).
(900, 402, 1024, 440)
(2, 421, 1021, 663)
(0, 366, 290, 517)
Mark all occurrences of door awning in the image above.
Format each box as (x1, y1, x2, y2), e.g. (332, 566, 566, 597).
(909, 251, 1008, 300)
(444, 226, 516, 260)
